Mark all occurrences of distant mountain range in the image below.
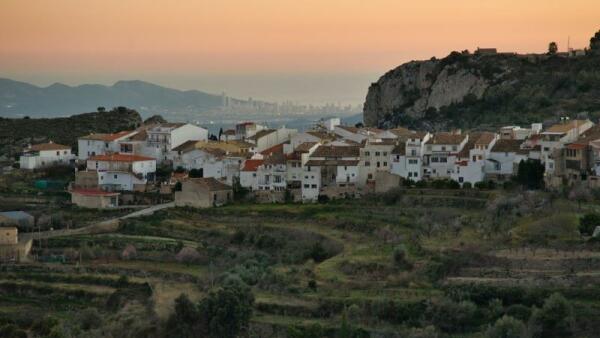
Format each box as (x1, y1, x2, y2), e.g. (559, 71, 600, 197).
(0, 78, 226, 118)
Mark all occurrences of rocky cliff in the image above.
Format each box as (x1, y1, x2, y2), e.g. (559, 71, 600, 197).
(364, 46, 600, 130)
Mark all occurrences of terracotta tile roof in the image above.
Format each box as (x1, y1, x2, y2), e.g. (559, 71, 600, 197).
(491, 139, 523, 153)
(566, 143, 587, 150)
(389, 127, 413, 137)
(264, 152, 286, 165)
(172, 140, 199, 152)
(30, 142, 71, 151)
(457, 136, 477, 158)
(129, 129, 148, 141)
(425, 132, 467, 145)
(260, 143, 285, 156)
(80, 131, 134, 142)
(242, 159, 264, 172)
(89, 153, 155, 162)
(70, 188, 119, 196)
(311, 145, 360, 158)
(474, 132, 496, 146)
(286, 152, 302, 161)
(545, 120, 590, 134)
(187, 177, 232, 191)
(336, 125, 359, 133)
(295, 142, 317, 153)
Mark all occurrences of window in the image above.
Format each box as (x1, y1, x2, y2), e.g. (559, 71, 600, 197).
(368, 174, 373, 179)
(304, 184, 309, 188)
(365, 161, 371, 167)
(344, 166, 347, 170)
(311, 184, 317, 188)
(413, 172, 418, 178)
(375, 151, 380, 156)
(304, 175, 308, 179)
(114, 174, 118, 179)
(441, 146, 446, 151)
(431, 157, 439, 163)
(408, 172, 413, 177)
(383, 161, 387, 166)
(452, 146, 457, 151)
(56, 151, 59, 156)
(383, 152, 387, 156)
(440, 157, 447, 163)
(365, 151, 370, 156)
(376, 161, 381, 168)
(408, 159, 418, 164)
(459, 177, 464, 183)
(411, 149, 417, 156)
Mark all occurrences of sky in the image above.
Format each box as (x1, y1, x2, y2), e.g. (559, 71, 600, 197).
(1, 0, 599, 104)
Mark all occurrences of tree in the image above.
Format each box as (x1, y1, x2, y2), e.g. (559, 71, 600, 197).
(530, 293, 574, 338)
(218, 127, 223, 141)
(196, 280, 254, 338)
(516, 160, 545, 189)
(175, 247, 202, 264)
(97, 106, 106, 113)
(548, 42, 558, 55)
(590, 30, 600, 54)
(166, 294, 201, 337)
(486, 315, 526, 338)
(568, 184, 592, 210)
(579, 213, 600, 236)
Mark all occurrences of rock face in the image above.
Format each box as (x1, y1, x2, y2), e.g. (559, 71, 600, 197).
(363, 47, 600, 130)
(364, 55, 490, 128)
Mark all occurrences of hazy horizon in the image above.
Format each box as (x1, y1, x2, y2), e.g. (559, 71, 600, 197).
(2, 0, 599, 105)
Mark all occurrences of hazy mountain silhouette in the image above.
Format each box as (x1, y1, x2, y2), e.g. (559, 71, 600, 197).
(0, 78, 224, 118)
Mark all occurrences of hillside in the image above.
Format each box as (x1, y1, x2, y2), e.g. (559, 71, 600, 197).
(364, 32, 600, 130)
(0, 78, 225, 118)
(0, 107, 142, 159)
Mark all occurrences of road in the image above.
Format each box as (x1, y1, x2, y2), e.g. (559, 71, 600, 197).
(21, 202, 175, 241)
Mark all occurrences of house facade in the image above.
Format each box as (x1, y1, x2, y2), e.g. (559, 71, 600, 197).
(20, 142, 74, 170)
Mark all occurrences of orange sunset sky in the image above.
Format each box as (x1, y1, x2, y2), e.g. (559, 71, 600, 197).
(1, 0, 599, 104)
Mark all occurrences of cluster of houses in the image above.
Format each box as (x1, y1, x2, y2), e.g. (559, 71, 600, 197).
(18, 116, 600, 208)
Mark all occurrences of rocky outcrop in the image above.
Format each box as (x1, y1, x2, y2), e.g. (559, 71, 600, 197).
(364, 46, 600, 130)
(364, 55, 491, 128)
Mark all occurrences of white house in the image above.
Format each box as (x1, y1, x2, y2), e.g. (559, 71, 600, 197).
(146, 123, 209, 162)
(485, 139, 529, 180)
(247, 127, 297, 153)
(358, 139, 397, 186)
(87, 154, 156, 191)
(240, 159, 263, 191)
(256, 152, 287, 191)
(77, 131, 138, 160)
(302, 145, 360, 201)
(539, 119, 593, 175)
(423, 133, 468, 179)
(451, 132, 498, 185)
(20, 142, 75, 170)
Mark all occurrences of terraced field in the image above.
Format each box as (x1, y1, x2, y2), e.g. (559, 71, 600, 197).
(2, 188, 600, 337)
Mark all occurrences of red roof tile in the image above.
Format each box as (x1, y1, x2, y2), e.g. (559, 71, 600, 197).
(242, 159, 264, 172)
(30, 142, 71, 151)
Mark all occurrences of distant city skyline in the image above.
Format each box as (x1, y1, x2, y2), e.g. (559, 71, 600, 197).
(1, 0, 599, 105)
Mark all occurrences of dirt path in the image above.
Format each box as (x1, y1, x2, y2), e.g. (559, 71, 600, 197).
(20, 202, 175, 241)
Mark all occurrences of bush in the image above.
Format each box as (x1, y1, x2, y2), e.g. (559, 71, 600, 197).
(393, 245, 412, 270)
(0, 324, 27, 338)
(530, 293, 574, 338)
(485, 315, 526, 338)
(317, 195, 329, 204)
(78, 308, 103, 330)
(308, 280, 317, 291)
(505, 304, 531, 322)
(462, 182, 472, 189)
(426, 298, 478, 333)
(415, 180, 428, 188)
(579, 213, 600, 236)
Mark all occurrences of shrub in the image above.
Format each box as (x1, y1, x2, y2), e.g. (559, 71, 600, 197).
(530, 293, 574, 338)
(426, 298, 478, 333)
(407, 325, 439, 338)
(485, 315, 526, 338)
(415, 180, 428, 188)
(79, 308, 103, 330)
(393, 245, 412, 270)
(308, 280, 317, 291)
(462, 182, 472, 189)
(579, 213, 600, 236)
(317, 195, 329, 204)
(505, 304, 531, 322)
(175, 247, 202, 264)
